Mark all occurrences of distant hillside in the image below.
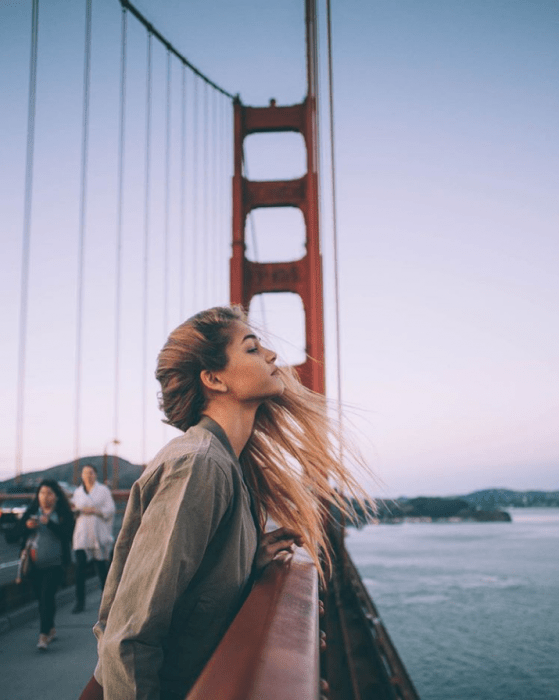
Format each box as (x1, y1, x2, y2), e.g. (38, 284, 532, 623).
(345, 487, 559, 526)
(0, 455, 144, 492)
(458, 488, 559, 509)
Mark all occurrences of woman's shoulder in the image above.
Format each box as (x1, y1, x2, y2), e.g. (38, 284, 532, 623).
(147, 425, 223, 466)
(141, 426, 236, 487)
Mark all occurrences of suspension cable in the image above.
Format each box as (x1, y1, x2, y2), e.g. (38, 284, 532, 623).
(113, 5, 128, 483)
(191, 76, 199, 310)
(164, 48, 171, 336)
(202, 81, 209, 305)
(119, 0, 235, 100)
(224, 97, 234, 303)
(15, 0, 40, 483)
(73, 0, 93, 483)
(219, 93, 228, 303)
(326, 0, 344, 437)
(180, 63, 187, 319)
(211, 88, 219, 304)
(141, 30, 152, 467)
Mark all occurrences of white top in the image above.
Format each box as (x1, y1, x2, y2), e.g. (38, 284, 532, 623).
(72, 481, 116, 560)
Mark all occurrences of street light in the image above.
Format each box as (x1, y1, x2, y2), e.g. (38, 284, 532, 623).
(102, 438, 120, 486)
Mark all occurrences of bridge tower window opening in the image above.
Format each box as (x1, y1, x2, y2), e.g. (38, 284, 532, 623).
(245, 207, 306, 264)
(243, 131, 307, 182)
(248, 292, 306, 368)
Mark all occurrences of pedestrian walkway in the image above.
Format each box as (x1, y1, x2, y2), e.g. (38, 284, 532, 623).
(0, 586, 101, 700)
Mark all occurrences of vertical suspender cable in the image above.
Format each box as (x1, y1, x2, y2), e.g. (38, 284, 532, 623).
(326, 0, 344, 437)
(225, 98, 233, 304)
(180, 64, 187, 319)
(163, 49, 171, 336)
(210, 89, 217, 303)
(213, 90, 221, 303)
(73, 0, 93, 484)
(220, 94, 225, 303)
(202, 81, 209, 305)
(219, 94, 228, 302)
(191, 76, 199, 310)
(15, 0, 39, 483)
(141, 30, 152, 467)
(113, 6, 127, 487)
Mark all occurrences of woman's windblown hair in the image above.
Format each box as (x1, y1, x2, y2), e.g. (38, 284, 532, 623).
(156, 305, 373, 584)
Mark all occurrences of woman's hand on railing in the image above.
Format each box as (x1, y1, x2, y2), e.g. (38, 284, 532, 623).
(255, 527, 304, 570)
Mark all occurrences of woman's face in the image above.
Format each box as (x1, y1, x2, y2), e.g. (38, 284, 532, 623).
(216, 321, 284, 403)
(38, 486, 57, 511)
(81, 466, 97, 488)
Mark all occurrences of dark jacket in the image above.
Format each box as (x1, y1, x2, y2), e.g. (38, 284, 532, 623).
(18, 502, 74, 567)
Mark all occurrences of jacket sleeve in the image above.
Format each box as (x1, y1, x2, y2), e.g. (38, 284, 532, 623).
(96, 455, 232, 700)
(96, 485, 116, 521)
(15, 505, 37, 549)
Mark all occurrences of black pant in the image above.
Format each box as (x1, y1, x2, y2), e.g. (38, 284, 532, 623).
(74, 550, 109, 606)
(30, 565, 64, 635)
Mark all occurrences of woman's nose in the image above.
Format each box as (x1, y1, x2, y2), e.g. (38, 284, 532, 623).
(265, 347, 277, 363)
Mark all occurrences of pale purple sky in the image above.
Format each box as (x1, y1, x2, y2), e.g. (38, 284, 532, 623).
(1, 0, 557, 497)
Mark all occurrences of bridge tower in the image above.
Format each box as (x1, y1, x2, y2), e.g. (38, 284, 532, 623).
(230, 3, 324, 394)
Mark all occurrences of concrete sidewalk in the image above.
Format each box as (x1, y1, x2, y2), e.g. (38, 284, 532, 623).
(0, 583, 101, 700)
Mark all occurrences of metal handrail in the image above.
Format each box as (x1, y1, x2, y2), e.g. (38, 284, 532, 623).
(186, 549, 319, 700)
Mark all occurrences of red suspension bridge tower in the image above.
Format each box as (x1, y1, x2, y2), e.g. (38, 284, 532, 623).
(230, 0, 325, 394)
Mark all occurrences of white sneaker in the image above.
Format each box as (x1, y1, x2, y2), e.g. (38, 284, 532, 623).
(37, 634, 49, 650)
(46, 628, 57, 643)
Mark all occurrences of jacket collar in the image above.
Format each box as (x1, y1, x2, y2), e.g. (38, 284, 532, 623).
(197, 415, 238, 462)
(198, 415, 261, 538)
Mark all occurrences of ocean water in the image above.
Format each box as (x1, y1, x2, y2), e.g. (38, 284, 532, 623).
(345, 508, 559, 700)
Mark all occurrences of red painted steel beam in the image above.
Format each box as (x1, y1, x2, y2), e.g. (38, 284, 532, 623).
(186, 552, 319, 700)
(243, 176, 307, 210)
(243, 102, 306, 135)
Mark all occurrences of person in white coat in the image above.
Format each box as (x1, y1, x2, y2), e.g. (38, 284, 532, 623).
(72, 464, 116, 613)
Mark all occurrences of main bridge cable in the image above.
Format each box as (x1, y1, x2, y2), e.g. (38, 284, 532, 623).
(15, 0, 40, 483)
(119, 0, 236, 101)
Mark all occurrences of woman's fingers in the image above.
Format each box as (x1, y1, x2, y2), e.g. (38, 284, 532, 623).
(265, 527, 304, 547)
(256, 527, 305, 569)
(267, 538, 294, 557)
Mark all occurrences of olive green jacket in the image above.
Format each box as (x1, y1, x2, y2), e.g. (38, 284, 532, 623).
(93, 417, 258, 700)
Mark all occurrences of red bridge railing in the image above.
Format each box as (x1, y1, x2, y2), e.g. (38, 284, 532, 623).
(187, 549, 320, 700)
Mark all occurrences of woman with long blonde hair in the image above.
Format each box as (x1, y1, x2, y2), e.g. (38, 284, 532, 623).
(83, 305, 368, 700)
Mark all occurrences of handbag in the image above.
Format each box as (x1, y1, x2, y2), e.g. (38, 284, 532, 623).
(16, 539, 37, 582)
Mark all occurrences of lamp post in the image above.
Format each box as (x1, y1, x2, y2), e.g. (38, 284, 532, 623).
(102, 438, 120, 486)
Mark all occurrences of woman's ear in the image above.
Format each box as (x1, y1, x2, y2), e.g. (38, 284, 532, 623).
(200, 369, 228, 394)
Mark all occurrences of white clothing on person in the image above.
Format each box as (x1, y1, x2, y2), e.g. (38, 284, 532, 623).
(72, 482, 116, 561)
